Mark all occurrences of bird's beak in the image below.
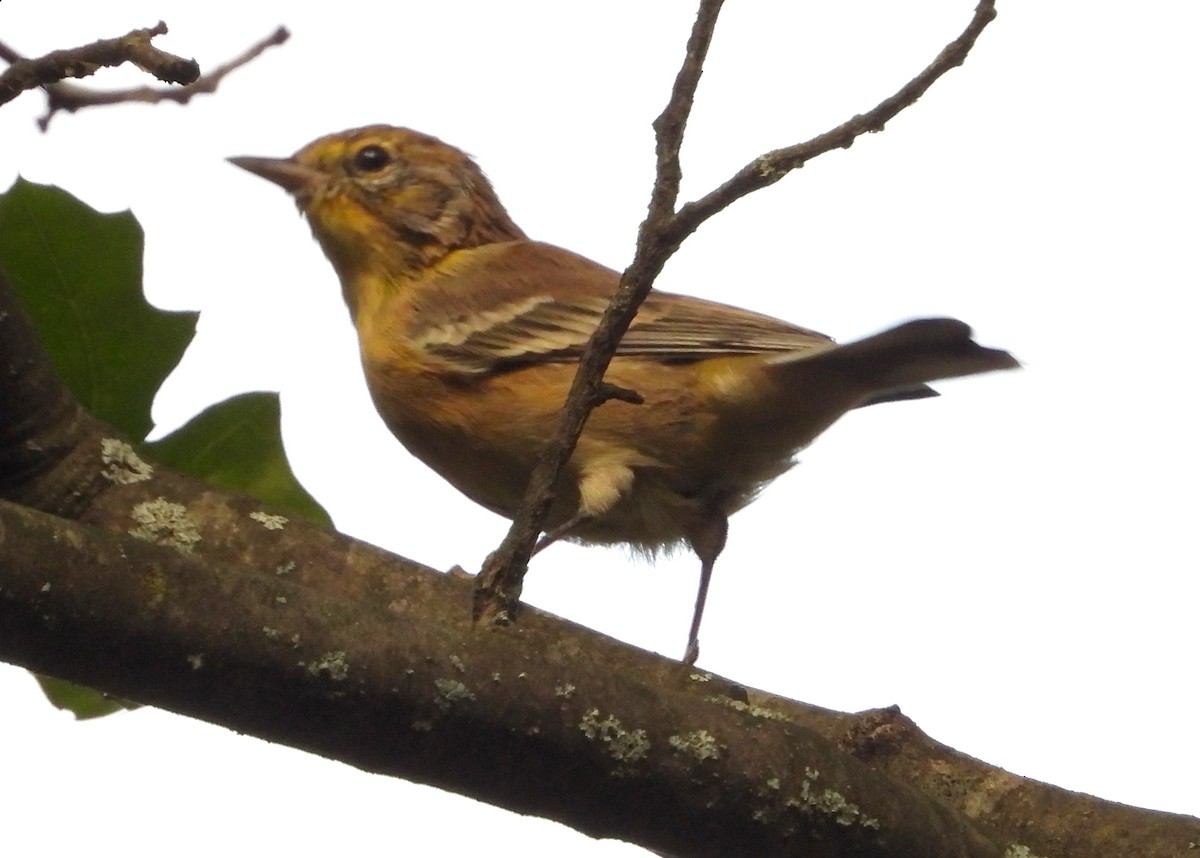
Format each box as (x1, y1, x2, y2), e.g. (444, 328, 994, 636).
(228, 156, 324, 197)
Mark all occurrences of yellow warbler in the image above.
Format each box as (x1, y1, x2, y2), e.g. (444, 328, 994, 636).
(231, 125, 1017, 663)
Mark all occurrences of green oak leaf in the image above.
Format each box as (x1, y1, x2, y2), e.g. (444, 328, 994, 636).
(0, 177, 197, 441)
(149, 392, 331, 526)
(34, 675, 141, 720)
(1, 179, 330, 717)
(0, 177, 328, 522)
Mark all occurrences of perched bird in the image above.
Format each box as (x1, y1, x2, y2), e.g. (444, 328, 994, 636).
(231, 126, 1017, 663)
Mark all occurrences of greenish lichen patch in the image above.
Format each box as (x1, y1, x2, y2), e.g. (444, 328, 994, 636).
(579, 709, 650, 762)
(129, 498, 200, 552)
(250, 510, 288, 530)
(1004, 846, 1045, 858)
(705, 695, 791, 722)
(100, 438, 153, 484)
(800, 788, 873, 827)
(434, 678, 475, 711)
(668, 729, 720, 760)
(307, 651, 349, 680)
(786, 768, 879, 829)
(554, 683, 576, 699)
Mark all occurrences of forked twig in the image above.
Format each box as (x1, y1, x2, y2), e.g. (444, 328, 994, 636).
(471, 0, 999, 624)
(0, 22, 195, 106)
(0, 25, 289, 130)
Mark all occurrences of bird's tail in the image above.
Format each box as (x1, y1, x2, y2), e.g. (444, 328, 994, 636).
(772, 318, 1019, 405)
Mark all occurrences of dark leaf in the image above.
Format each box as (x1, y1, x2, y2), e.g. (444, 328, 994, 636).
(0, 177, 197, 441)
(149, 392, 331, 525)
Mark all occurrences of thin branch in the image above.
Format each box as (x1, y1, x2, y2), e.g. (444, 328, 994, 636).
(675, 0, 998, 236)
(474, 0, 999, 625)
(649, 0, 727, 222)
(0, 26, 290, 130)
(0, 22, 197, 107)
(472, 1, 730, 623)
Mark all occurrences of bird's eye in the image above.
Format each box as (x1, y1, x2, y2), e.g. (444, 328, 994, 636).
(352, 144, 391, 173)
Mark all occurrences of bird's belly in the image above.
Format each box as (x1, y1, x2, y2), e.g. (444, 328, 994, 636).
(361, 353, 803, 550)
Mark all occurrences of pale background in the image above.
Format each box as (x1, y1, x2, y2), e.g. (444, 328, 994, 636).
(1, 1, 1196, 853)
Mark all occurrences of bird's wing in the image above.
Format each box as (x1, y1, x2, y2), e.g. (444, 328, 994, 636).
(409, 241, 835, 373)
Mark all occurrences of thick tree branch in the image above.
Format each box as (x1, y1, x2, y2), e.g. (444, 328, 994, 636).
(2, 476, 1196, 857)
(0, 499, 1004, 858)
(0, 25, 289, 130)
(474, 0, 999, 622)
(2, 271, 1197, 857)
(2, 5, 1191, 854)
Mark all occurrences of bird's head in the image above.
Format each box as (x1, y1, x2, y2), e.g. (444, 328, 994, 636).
(230, 125, 526, 284)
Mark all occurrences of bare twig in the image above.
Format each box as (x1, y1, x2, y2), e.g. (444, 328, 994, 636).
(0, 26, 289, 130)
(0, 23, 196, 107)
(474, 0, 999, 624)
(473, 0, 728, 621)
(675, 1, 998, 236)
(648, 0, 727, 224)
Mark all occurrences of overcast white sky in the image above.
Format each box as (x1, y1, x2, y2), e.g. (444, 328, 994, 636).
(2, 1, 1197, 854)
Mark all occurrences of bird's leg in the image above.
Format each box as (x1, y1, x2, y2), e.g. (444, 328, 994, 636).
(684, 511, 729, 666)
(534, 465, 631, 555)
(533, 510, 592, 556)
